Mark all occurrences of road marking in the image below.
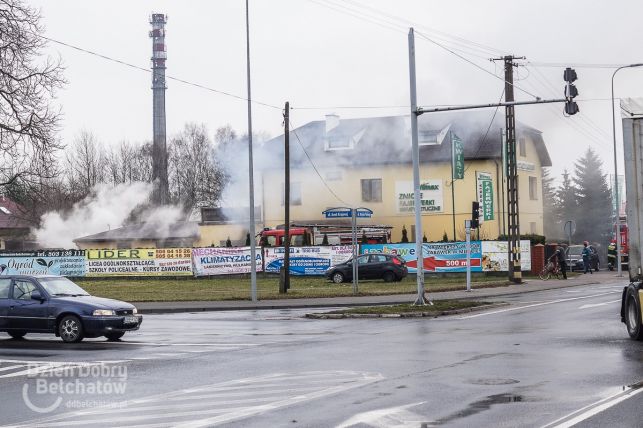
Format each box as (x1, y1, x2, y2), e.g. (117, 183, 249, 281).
(9, 371, 383, 428)
(336, 402, 426, 428)
(456, 292, 618, 319)
(578, 300, 621, 310)
(541, 383, 643, 428)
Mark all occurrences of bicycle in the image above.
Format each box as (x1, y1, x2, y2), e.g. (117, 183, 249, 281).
(539, 260, 561, 280)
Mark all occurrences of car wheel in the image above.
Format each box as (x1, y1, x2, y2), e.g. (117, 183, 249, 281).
(59, 315, 84, 343)
(105, 332, 125, 341)
(625, 288, 643, 341)
(8, 331, 26, 340)
(383, 271, 396, 282)
(332, 272, 345, 284)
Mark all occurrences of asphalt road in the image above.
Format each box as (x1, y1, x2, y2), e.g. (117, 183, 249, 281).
(0, 276, 641, 427)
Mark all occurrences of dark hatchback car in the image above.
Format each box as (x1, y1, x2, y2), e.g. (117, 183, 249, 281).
(0, 275, 142, 343)
(567, 245, 600, 272)
(325, 253, 408, 283)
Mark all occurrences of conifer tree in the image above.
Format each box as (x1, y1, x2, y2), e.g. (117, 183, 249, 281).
(572, 148, 613, 244)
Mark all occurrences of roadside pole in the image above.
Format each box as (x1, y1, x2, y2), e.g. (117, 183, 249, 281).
(245, 0, 257, 302)
(352, 208, 358, 294)
(280, 102, 290, 294)
(465, 220, 472, 292)
(408, 27, 426, 305)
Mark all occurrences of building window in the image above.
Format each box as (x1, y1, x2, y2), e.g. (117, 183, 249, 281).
(361, 178, 382, 202)
(519, 137, 526, 157)
(281, 182, 302, 206)
(529, 176, 538, 200)
(326, 136, 351, 150)
(530, 222, 537, 234)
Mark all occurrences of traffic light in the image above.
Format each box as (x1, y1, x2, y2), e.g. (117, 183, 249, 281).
(564, 67, 579, 115)
(471, 201, 480, 229)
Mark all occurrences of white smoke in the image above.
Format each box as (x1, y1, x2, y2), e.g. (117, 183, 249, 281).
(35, 182, 153, 249)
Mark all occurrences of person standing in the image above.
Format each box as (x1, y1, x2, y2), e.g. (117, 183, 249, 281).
(582, 241, 593, 274)
(549, 245, 567, 279)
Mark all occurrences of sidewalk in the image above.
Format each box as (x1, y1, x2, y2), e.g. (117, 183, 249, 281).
(136, 271, 617, 314)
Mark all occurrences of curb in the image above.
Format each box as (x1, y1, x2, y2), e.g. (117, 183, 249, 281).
(136, 277, 606, 314)
(304, 302, 509, 319)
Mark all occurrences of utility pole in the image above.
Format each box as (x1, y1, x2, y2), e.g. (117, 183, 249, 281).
(245, 0, 257, 301)
(280, 102, 291, 294)
(408, 28, 427, 305)
(494, 55, 525, 283)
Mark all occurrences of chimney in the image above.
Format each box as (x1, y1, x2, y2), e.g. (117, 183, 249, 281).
(325, 114, 340, 134)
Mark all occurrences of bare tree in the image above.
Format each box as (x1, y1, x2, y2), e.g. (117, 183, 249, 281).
(0, 0, 65, 188)
(66, 130, 104, 194)
(169, 123, 227, 213)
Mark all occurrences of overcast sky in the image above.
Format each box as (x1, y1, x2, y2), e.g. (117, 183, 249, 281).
(28, 0, 643, 183)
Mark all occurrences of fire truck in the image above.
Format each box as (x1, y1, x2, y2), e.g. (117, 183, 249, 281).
(607, 221, 628, 271)
(258, 223, 391, 247)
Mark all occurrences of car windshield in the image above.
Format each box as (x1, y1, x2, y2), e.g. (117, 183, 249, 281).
(568, 246, 583, 256)
(39, 277, 90, 297)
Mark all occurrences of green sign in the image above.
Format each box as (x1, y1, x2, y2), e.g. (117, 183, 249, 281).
(452, 133, 464, 179)
(481, 179, 494, 221)
(476, 172, 494, 222)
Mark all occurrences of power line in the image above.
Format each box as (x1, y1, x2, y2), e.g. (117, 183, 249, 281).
(308, 0, 508, 60)
(343, 0, 508, 57)
(289, 119, 349, 206)
(453, 88, 505, 184)
(414, 31, 540, 100)
(528, 61, 629, 69)
(36, 33, 282, 110)
(526, 65, 613, 141)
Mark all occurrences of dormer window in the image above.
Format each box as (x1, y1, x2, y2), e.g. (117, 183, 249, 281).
(419, 123, 451, 146)
(327, 136, 351, 150)
(419, 130, 439, 145)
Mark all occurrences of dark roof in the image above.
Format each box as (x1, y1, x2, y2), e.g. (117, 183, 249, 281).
(0, 198, 31, 229)
(74, 222, 199, 243)
(262, 112, 551, 168)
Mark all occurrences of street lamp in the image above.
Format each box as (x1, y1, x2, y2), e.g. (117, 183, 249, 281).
(611, 63, 643, 277)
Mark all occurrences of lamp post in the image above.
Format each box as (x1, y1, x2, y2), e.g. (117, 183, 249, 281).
(611, 63, 643, 277)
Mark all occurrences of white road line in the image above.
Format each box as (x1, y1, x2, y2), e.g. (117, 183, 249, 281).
(578, 300, 621, 310)
(336, 402, 426, 428)
(541, 384, 643, 428)
(10, 371, 383, 428)
(0, 364, 24, 372)
(456, 292, 619, 319)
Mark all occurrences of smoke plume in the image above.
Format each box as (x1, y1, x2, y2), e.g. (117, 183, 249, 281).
(35, 182, 153, 249)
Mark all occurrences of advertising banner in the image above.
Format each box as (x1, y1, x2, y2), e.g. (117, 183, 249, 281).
(363, 241, 532, 273)
(85, 248, 192, 276)
(264, 245, 352, 275)
(476, 172, 494, 221)
(396, 180, 444, 214)
(362, 242, 482, 273)
(0, 250, 86, 276)
(452, 133, 464, 180)
(481, 240, 531, 272)
(192, 247, 263, 276)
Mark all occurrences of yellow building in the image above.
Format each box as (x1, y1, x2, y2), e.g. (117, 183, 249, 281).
(73, 112, 551, 249)
(259, 112, 550, 243)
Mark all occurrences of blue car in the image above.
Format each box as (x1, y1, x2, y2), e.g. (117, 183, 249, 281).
(0, 275, 142, 343)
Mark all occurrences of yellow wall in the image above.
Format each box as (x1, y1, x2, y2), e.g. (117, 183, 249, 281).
(195, 223, 259, 247)
(261, 135, 545, 242)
